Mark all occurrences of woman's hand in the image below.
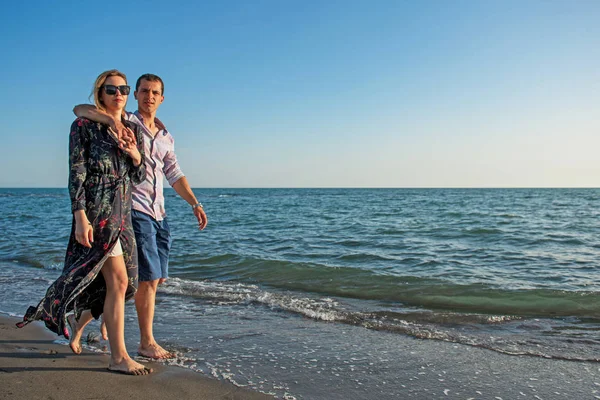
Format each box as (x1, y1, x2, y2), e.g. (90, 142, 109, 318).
(119, 127, 142, 166)
(74, 211, 93, 248)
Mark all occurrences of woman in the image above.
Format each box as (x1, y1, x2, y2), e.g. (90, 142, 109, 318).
(17, 70, 151, 375)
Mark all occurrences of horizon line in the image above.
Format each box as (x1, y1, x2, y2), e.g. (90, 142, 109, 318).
(1, 186, 599, 190)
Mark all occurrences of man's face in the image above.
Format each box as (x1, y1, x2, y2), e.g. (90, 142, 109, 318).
(134, 79, 164, 114)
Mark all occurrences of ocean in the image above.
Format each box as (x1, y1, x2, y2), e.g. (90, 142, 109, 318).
(1, 188, 599, 399)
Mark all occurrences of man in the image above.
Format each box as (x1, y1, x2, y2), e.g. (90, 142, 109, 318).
(73, 73, 208, 359)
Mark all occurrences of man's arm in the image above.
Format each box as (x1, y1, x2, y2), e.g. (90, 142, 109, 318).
(73, 105, 127, 139)
(172, 177, 208, 230)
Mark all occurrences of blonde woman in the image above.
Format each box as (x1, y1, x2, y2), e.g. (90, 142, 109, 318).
(18, 70, 151, 375)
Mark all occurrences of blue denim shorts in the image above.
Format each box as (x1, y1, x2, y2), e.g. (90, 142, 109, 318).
(132, 210, 172, 282)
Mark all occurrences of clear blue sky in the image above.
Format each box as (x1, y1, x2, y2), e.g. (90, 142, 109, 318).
(1, 0, 598, 188)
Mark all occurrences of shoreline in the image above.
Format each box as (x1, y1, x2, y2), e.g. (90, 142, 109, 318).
(3, 304, 600, 399)
(0, 315, 273, 400)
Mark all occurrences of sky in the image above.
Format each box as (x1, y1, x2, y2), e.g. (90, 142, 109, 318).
(1, 0, 599, 188)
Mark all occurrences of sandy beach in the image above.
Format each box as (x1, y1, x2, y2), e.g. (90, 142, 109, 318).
(0, 315, 272, 400)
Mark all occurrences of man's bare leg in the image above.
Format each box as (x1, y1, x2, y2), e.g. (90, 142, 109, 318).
(135, 279, 173, 359)
(100, 315, 108, 340)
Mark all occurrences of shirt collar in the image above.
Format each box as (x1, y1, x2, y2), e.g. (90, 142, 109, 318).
(133, 110, 168, 135)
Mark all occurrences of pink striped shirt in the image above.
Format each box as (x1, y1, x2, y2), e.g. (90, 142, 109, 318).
(126, 111, 185, 221)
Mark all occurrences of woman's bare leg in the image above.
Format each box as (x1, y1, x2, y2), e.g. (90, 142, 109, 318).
(67, 310, 93, 354)
(101, 255, 151, 375)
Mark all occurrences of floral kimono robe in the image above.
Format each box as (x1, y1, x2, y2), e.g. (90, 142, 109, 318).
(17, 117, 145, 336)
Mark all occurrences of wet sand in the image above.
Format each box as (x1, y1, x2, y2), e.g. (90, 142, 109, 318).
(0, 315, 272, 400)
(2, 313, 600, 399)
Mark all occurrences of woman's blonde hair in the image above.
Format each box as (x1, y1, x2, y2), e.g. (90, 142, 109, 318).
(90, 69, 128, 113)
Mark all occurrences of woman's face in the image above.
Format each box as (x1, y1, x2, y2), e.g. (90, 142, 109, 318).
(100, 75, 128, 113)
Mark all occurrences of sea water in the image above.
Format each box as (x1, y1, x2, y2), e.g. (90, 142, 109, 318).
(1, 188, 599, 398)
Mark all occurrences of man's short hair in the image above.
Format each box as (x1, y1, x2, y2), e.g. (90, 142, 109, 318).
(136, 74, 164, 95)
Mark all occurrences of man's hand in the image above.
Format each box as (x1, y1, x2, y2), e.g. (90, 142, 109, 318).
(108, 119, 128, 143)
(193, 206, 208, 230)
(172, 177, 208, 230)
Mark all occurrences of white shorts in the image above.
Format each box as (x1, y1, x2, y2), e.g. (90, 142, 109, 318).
(107, 239, 123, 257)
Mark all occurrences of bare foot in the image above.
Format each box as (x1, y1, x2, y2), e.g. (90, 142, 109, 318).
(138, 343, 174, 359)
(100, 319, 108, 341)
(108, 358, 153, 376)
(67, 315, 83, 355)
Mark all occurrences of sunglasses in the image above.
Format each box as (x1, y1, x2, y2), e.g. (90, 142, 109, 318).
(102, 85, 131, 95)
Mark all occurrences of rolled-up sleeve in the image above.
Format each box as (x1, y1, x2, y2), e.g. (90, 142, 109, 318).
(68, 119, 89, 212)
(163, 139, 185, 186)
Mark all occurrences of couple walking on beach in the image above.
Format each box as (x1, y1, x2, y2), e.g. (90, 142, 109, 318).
(17, 70, 208, 375)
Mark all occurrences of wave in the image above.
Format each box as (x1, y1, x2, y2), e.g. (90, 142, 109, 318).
(0, 255, 63, 270)
(171, 256, 600, 318)
(0, 192, 67, 199)
(159, 277, 600, 362)
(8, 249, 599, 318)
(463, 227, 504, 235)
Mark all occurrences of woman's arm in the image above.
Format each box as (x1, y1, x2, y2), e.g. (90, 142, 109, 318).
(69, 119, 88, 212)
(127, 124, 146, 184)
(69, 119, 94, 247)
